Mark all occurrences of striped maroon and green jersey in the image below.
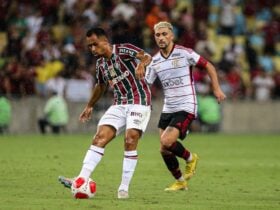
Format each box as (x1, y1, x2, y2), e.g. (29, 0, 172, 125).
(96, 43, 151, 105)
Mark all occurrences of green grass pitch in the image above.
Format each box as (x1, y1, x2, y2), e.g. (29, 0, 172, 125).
(0, 133, 280, 210)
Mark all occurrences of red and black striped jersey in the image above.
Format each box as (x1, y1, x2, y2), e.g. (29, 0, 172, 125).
(96, 43, 151, 106)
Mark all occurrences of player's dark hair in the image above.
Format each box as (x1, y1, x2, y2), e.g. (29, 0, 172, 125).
(86, 27, 107, 38)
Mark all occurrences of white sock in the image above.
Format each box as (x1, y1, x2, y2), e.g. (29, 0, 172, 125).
(78, 145, 104, 179)
(187, 153, 192, 162)
(178, 176, 185, 182)
(118, 150, 138, 192)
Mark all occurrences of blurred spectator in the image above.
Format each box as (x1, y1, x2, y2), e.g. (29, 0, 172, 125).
(219, 36, 244, 72)
(145, 5, 168, 32)
(0, 0, 278, 103)
(111, 0, 136, 22)
(45, 71, 67, 98)
(218, 0, 237, 36)
(38, 90, 69, 134)
(35, 60, 64, 97)
(273, 71, 280, 99)
(0, 91, 11, 134)
(244, 38, 258, 71)
(258, 49, 275, 73)
(252, 69, 275, 101)
(225, 65, 244, 100)
(197, 88, 222, 132)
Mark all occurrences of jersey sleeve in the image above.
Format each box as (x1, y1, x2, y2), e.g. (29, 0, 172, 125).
(145, 65, 157, 85)
(185, 48, 208, 68)
(96, 63, 106, 85)
(117, 43, 142, 59)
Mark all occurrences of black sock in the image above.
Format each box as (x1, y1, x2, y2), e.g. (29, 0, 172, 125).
(167, 141, 190, 161)
(161, 153, 182, 179)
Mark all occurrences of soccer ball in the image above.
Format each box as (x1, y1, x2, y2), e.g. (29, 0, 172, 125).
(71, 177, 96, 199)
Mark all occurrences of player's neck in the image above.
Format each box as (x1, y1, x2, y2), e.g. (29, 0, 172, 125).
(161, 43, 174, 57)
(104, 44, 113, 59)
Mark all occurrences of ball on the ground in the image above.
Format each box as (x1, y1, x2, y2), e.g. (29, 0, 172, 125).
(71, 177, 96, 199)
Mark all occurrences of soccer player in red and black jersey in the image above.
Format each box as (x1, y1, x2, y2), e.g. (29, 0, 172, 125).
(59, 27, 152, 199)
(143, 21, 226, 191)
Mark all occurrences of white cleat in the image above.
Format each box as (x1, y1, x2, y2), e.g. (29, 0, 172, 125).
(117, 190, 129, 199)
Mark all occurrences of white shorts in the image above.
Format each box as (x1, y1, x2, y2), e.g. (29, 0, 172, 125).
(98, 104, 151, 135)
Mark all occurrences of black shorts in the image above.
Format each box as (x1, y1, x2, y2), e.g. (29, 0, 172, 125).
(158, 111, 195, 140)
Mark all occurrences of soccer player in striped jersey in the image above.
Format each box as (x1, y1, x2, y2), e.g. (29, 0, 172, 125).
(59, 27, 152, 199)
(143, 21, 226, 191)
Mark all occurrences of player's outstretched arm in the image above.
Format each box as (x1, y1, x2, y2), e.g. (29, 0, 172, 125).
(135, 50, 152, 79)
(79, 83, 107, 123)
(205, 62, 226, 103)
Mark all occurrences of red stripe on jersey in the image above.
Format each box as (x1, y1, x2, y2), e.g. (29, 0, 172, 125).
(189, 67, 197, 115)
(196, 56, 208, 68)
(119, 58, 141, 104)
(141, 79, 151, 105)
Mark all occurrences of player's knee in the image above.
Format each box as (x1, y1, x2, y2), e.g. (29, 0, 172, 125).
(160, 136, 173, 148)
(160, 147, 169, 154)
(92, 133, 109, 147)
(124, 136, 138, 150)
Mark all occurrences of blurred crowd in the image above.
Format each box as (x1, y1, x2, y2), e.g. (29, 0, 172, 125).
(0, 0, 280, 102)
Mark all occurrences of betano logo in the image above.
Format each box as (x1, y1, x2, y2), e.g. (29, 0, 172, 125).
(110, 70, 130, 85)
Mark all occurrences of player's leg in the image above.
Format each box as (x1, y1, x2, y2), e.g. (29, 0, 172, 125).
(59, 125, 116, 188)
(118, 128, 141, 199)
(38, 118, 48, 134)
(59, 105, 125, 188)
(118, 105, 151, 199)
(51, 125, 60, 134)
(77, 124, 116, 179)
(160, 127, 188, 191)
(163, 111, 199, 180)
(77, 105, 127, 180)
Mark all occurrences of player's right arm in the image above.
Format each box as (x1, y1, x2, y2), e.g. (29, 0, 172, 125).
(79, 83, 107, 123)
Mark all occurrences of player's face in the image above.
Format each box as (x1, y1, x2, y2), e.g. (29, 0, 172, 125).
(86, 34, 108, 57)
(154, 27, 174, 50)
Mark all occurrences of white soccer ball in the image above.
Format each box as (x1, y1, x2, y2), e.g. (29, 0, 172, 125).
(71, 177, 96, 199)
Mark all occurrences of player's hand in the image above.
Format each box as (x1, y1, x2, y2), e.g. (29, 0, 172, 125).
(213, 89, 226, 104)
(79, 106, 93, 123)
(135, 63, 145, 80)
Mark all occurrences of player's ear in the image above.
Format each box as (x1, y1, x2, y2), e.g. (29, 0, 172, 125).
(100, 36, 108, 42)
(170, 32, 175, 41)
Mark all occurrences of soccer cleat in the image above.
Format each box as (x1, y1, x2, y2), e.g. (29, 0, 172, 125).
(184, 153, 199, 180)
(117, 190, 129, 199)
(164, 180, 188, 191)
(58, 176, 73, 189)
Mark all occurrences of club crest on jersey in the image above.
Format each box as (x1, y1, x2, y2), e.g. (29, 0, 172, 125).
(108, 65, 117, 77)
(172, 59, 180, 68)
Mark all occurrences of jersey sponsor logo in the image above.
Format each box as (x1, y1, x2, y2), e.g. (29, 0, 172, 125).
(188, 57, 196, 65)
(171, 53, 181, 57)
(119, 48, 136, 57)
(130, 111, 143, 118)
(108, 65, 117, 77)
(153, 57, 161, 63)
(111, 70, 130, 85)
(133, 119, 141, 125)
(162, 77, 184, 88)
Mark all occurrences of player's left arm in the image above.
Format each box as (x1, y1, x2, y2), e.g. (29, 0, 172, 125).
(135, 50, 152, 79)
(204, 61, 226, 103)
